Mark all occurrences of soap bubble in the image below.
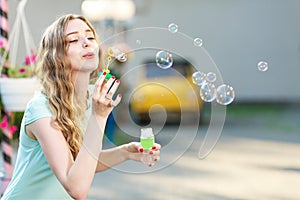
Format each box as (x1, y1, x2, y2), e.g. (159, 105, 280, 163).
(115, 52, 127, 62)
(194, 38, 203, 47)
(108, 47, 127, 62)
(206, 72, 217, 82)
(136, 40, 142, 45)
(155, 50, 173, 69)
(216, 84, 235, 105)
(192, 71, 207, 86)
(200, 82, 217, 102)
(258, 61, 268, 72)
(168, 23, 178, 33)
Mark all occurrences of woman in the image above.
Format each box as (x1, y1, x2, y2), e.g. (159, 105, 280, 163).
(1, 14, 160, 199)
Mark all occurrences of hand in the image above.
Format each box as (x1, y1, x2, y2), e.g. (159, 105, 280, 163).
(91, 72, 122, 118)
(125, 142, 161, 167)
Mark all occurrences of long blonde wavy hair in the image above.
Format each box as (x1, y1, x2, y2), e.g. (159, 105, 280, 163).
(35, 14, 103, 159)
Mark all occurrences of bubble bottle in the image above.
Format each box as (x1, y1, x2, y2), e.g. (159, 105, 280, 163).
(140, 128, 155, 165)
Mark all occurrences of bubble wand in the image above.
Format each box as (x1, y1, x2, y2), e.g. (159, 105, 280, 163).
(98, 47, 114, 80)
(98, 47, 127, 80)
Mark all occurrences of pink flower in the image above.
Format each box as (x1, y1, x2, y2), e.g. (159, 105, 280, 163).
(0, 40, 3, 47)
(19, 68, 26, 73)
(25, 53, 36, 65)
(25, 55, 31, 65)
(0, 116, 8, 129)
(9, 125, 18, 133)
(31, 54, 36, 63)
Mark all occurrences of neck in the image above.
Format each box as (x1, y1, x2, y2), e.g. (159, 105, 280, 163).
(72, 71, 90, 109)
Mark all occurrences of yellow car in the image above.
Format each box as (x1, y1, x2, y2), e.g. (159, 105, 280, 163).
(129, 60, 203, 124)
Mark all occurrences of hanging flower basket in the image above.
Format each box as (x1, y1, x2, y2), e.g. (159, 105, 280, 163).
(0, 77, 40, 112)
(0, 0, 40, 112)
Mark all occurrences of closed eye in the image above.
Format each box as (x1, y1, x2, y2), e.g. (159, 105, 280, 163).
(69, 39, 78, 43)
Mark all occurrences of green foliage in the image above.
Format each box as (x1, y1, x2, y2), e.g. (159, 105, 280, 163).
(7, 65, 34, 78)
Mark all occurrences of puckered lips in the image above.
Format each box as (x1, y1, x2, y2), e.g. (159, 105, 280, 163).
(82, 52, 95, 59)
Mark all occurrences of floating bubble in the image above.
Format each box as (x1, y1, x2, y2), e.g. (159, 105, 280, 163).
(136, 40, 142, 45)
(200, 82, 217, 102)
(192, 71, 207, 86)
(206, 72, 217, 82)
(115, 52, 127, 62)
(194, 38, 203, 47)
(257, 61, 268, 72)
(155, 50, 173, 69)
(108, 47, 127, 62)
(168, 23, 178, 33)
(216, 84, 235, 105)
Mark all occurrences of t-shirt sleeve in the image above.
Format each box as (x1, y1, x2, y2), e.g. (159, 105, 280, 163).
(24, 93, 53, 125)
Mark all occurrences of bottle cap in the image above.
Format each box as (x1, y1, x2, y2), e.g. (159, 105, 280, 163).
(140, 128, 154, 139)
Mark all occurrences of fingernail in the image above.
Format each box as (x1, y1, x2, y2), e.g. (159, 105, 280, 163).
(103, 72, 106, 76)
(149, 151, 153, 155)
(118, 93, 122, 98)
(139, 148, 144, 153)
(148, 163, 153, 167)
(111, 76, 115, 79)
(154, 158, 158, 162)
(116, 79, 120, 83)
(152, 146, 156, 150)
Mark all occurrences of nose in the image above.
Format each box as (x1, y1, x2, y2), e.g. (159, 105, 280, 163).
(83, 42, 88, 48)
(82, 38, 90, 48)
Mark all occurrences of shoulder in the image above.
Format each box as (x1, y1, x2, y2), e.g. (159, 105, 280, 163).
(28, 92, 49, 106)
(24, 92, 53, 125)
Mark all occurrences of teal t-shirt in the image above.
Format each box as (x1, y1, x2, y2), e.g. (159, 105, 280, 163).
(1, 93, 71, 200)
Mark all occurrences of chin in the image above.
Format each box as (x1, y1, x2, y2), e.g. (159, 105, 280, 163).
(83, 62, 99, 71)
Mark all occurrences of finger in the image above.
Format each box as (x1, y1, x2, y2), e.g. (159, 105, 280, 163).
(138, 147, 144, 153)
(146, 149, 160, 157)
(148, 163, 154, 167)
(111, 93, 122, 107)
(99, 76, 116, 100)
(93, 72, 106, 98)
(153, 156, 160, 162)
(105, 79, 120, 100)
(151, 143, 161, 150)
(150, 150, 160, 156)
(147, 155, 160, 167)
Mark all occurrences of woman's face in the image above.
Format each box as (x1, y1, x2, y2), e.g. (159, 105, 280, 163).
(64, 18, 99, 73)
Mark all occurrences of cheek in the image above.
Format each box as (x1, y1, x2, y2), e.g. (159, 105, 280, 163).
(67, 47, 82, 70)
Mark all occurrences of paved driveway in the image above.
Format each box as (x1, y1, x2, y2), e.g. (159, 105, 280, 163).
(88, 104, 300, 200)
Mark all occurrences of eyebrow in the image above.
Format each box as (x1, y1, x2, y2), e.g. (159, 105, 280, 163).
(66, 29, 93, 37)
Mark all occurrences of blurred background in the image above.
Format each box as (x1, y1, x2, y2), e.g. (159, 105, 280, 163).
(6, 0, 300, 103)
(1, 0, 300, 199)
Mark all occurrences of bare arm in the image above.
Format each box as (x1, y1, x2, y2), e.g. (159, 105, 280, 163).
(27, 114, 106, 199)
(95, 142, 161, 172)
(26, 75, 121, 199)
